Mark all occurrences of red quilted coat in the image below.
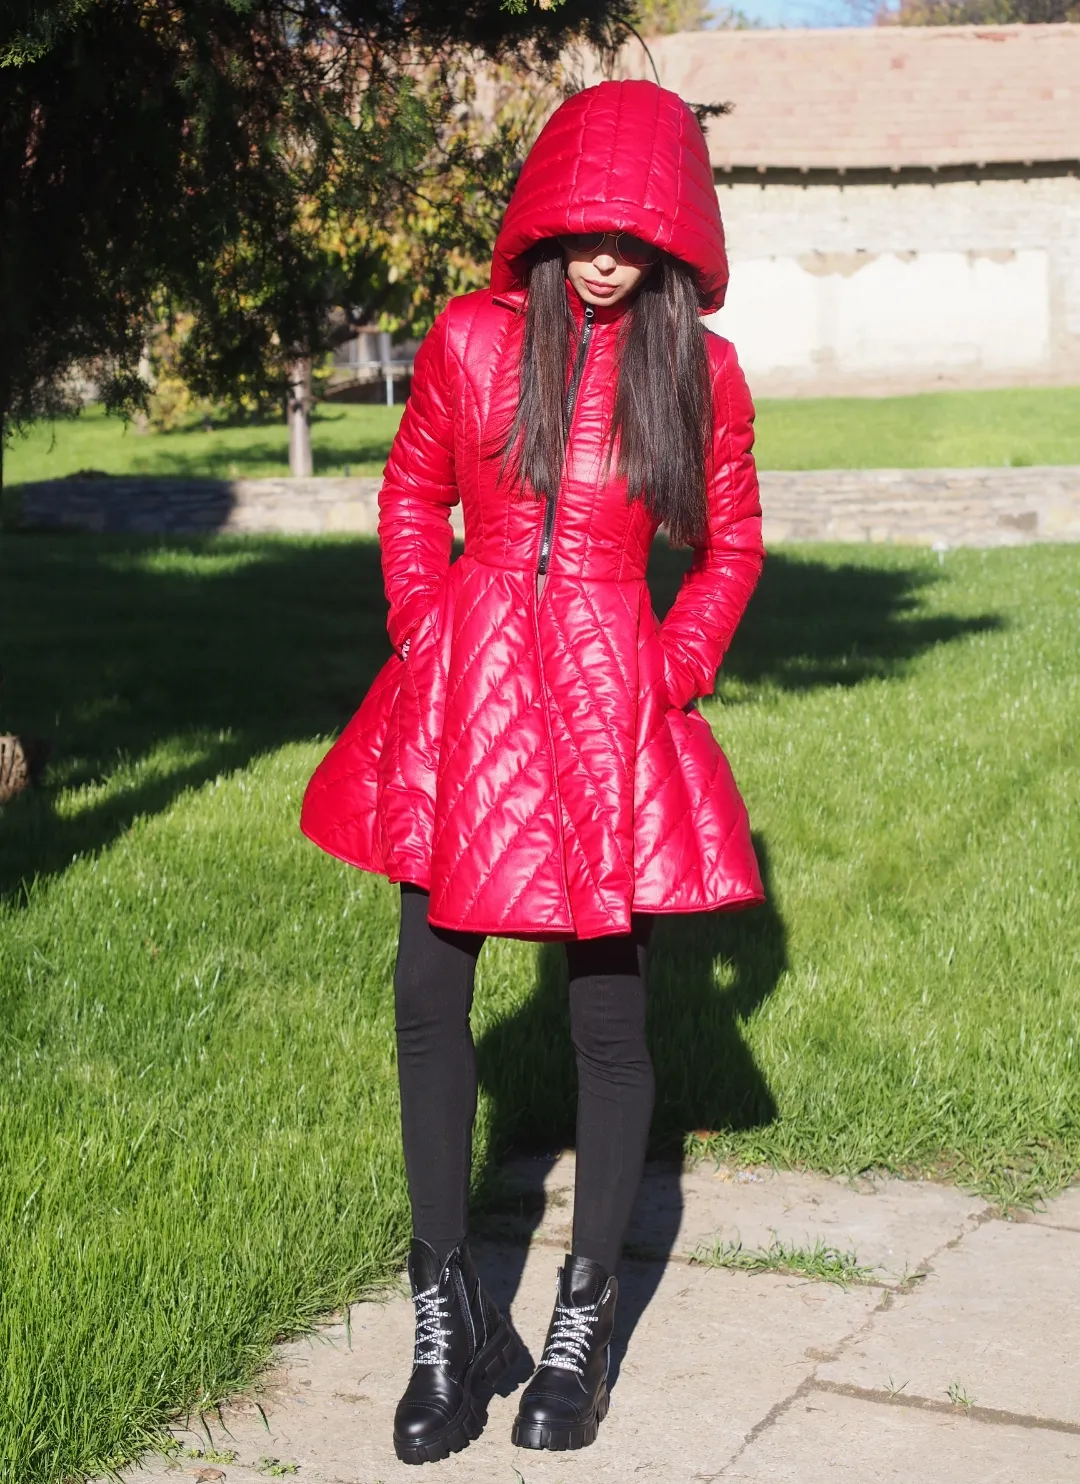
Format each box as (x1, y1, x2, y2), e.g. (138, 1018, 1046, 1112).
(301, 80, 766, 940)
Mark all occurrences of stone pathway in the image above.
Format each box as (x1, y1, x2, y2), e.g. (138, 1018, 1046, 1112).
(117, 1155, 1080, 1484)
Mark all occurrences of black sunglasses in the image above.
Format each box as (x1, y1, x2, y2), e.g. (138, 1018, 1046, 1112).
(557, 231, 661, 267)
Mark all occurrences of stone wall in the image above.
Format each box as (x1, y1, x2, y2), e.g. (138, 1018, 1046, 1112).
(758, 467, 1080, 547)
(14, 469, 1080, 548)
(15, 476, 396, 537)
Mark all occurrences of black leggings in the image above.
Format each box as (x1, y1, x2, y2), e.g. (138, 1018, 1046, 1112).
(393, 882, 655, 1276)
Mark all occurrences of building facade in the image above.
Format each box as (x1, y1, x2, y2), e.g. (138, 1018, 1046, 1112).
(613, 25, 1080, 395)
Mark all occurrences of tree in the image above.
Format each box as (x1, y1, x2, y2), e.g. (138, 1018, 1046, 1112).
(634, 0, 762, 31)
(882, 0, 1080, 20)
(635, 0, 712, 29)
(0, 0, 636, 482)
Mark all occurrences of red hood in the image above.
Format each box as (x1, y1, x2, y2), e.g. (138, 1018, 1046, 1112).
(491, 79, 728, 314)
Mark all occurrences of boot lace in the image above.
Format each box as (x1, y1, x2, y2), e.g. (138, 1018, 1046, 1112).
(538, 1297, 600, 1376)
(411, 1283, 452, 1365)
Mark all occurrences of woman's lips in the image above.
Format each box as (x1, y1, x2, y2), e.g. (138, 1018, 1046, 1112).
(583, 279, 617, 297)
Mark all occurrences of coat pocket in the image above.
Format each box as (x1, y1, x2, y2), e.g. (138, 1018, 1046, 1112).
(397, 576, 449, 663)
(399, 603, 435, 663)
(639, 595, 680, 712)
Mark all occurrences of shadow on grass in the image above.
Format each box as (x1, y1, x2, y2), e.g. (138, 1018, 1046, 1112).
(0, 534, 1003, 903)
(97, 433, 393, 480)
(0, 535, 391, 901)
(474, 836, 786, 1391)
(649, 542, 1005, 691)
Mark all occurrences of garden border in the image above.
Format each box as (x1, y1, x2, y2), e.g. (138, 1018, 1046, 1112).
(9, 467, 1080, 547)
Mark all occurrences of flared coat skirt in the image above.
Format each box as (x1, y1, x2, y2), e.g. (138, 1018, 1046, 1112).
(300, 551, 764, 940)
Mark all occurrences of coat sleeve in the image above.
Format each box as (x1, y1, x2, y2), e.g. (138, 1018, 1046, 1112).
(377, 305, 460, 656)
(657, 337, 765, 710)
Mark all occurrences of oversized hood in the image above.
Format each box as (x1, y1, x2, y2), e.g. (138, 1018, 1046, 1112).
(490, 79, 729, 314)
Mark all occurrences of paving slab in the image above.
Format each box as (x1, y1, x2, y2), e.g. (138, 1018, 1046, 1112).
(112, 1175, 1080, 1484)
(818, 1217, 1080, 1426)
(1027, 1184, 1080, 1233)
(119, 1241, 876, 1484)
(717, 1388, 1080, 1483)
(490, 1153, 987, 1281)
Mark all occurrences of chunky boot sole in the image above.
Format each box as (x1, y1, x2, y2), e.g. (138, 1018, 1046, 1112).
(394, 1320, 521, 1465)
(511, 1383, 610, 1451)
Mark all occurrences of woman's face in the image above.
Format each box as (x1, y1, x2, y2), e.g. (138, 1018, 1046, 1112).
(563, 236, 654, 308)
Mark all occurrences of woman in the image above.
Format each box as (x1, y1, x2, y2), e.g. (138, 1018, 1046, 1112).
(301, 79, 765, 1464)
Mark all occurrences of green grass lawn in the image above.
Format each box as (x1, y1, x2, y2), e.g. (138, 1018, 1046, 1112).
(6, 383, 1080, 486)
(1, 533, 1078, 1480)
(754, 384, 1080, 469)
(4, 402, 405, 484)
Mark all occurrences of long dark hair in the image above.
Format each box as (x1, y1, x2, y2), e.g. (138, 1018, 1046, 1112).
(500, 240, 713, 548)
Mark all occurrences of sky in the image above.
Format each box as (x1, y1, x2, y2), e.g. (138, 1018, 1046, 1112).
(709, 0, 875, 27)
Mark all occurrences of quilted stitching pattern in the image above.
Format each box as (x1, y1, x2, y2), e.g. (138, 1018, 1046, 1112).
(300, 81, 764, 937)
(491, 80, 729, 313)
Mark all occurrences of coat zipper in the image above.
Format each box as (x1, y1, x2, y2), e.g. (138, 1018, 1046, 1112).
(532, 304, 594, 928)
(536, 305, 594, 577)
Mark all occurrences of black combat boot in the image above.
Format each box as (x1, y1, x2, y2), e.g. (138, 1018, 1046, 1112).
(393, 1238, 520, 1465)
(511, 1254, 617, 1452)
